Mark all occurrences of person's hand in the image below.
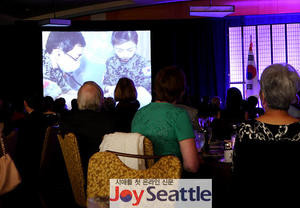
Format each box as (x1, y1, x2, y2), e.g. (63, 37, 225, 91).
(104, 85, 116, 98)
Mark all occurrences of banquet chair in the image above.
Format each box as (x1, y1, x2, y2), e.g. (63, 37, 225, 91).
(100, 132, 155, 169)
(58, 132, 86, 207)
(40, 126, 59, 168)
(40, 126, 75, 207)
(87, 151, 182, 200)
(142, 137, 154, 168)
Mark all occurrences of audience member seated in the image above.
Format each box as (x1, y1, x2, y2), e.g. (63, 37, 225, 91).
(114, 77, 140, 132)
(59, 81, 124, 176)
(53, 97, 68, 117)
(198, 96, 211, 121)
(14, 94, 45, 207)
(0, 98, 15, 136)
(211, 87, 246, 141)
(41, 96, 58, 126)
(232, 63, 300, 207)
(103, 97, 116, 112)
(131, 66, 200, 174)
(70, 98, 79, 112)
(245, 95, 265, 120)
(210, 96, 222, 119)
(9, 98, 25, 130)
(176, 93, 200, 131)
(222, 87, 247, 123)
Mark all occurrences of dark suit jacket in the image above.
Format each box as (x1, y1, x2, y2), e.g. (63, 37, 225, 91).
(59, 110, 124, 175)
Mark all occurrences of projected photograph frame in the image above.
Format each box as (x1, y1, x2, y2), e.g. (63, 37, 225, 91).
(42, 29, 152, 109)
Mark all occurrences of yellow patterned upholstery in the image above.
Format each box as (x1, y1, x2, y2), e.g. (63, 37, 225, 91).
(57, 133, 86, 207)
(143, 137, 154, 168)
(87, 151, 182, 200)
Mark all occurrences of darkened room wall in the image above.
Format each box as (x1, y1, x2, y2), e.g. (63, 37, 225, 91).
(0, 24, 43, 103)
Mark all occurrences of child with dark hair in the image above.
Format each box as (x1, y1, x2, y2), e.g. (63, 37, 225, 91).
(103, 31, 151, 106)
(43, 32, 86, 107)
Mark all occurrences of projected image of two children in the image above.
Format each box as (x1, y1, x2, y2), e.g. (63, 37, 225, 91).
(42, 31, 152, 109)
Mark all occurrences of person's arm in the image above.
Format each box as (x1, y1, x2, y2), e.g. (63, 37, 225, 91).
(103, 57, 117, 86)
(133, 55, 151, 92)
(175, 108, 200, 173)
(179, 138, 200, 173)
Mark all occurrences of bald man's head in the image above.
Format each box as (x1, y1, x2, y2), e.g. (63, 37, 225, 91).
(77, 81, 104, 111)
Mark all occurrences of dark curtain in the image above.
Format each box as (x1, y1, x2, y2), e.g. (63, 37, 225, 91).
(0, 24, 43, 102)
(150, 19, 227, 106)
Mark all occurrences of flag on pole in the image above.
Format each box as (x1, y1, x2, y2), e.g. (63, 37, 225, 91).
(246, 35, 259, 99)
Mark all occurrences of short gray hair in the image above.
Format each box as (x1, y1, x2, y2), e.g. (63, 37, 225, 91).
(260, 63, 300, 110)
(77, 81, 104, 111)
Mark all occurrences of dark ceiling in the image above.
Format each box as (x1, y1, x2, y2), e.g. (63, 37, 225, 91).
(0, 0, 124, 19)
(0, 0, 191, 24)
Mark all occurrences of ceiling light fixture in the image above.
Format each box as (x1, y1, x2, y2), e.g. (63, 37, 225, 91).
(39, 0, 71, 27)
(40, 18, 71, 27)
(190, 0, 234, 18)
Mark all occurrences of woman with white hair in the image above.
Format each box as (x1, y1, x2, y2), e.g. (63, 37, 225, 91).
(232, 63, 300, 207)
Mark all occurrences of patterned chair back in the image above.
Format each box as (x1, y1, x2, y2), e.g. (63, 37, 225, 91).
(58, 133, 86, 207)
(143, 137, 154, 168)
(87, 151, 182, 201)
